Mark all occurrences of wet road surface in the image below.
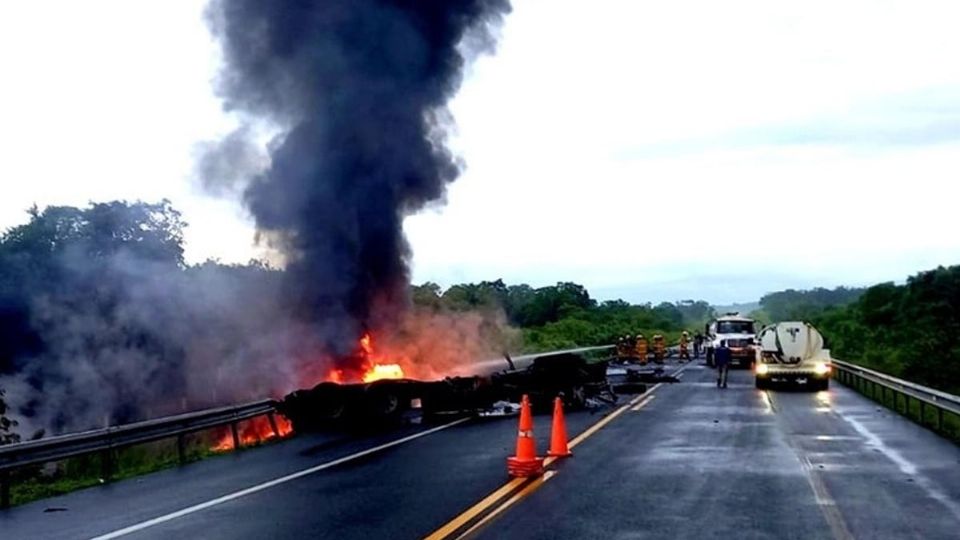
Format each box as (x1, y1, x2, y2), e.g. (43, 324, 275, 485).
(3, 361, 960, 539)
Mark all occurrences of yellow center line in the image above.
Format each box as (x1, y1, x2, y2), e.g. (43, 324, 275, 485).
(454, 471, 556, 540)
(424, 363, 690, 540)
(423, 477, 527, 540)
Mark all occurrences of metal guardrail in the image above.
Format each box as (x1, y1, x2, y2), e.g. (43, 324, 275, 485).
(832, 358, 960, 434)
(0, 399, 279, 508)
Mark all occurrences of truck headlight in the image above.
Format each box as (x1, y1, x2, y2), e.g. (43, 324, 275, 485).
(813, 363, 830, 376)
(756, 364, 769, 376)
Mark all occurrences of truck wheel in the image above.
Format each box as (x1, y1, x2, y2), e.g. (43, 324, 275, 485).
(311, 382, 348, 423)
(755, 378, 767, 390)
(706, 349, 714, 368)
(364, 383, 405, 424)
(816, 379, 830, 391)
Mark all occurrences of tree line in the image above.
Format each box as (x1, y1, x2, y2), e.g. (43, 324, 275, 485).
(808, 267, 960, 394)
(412, 280, 715, 351)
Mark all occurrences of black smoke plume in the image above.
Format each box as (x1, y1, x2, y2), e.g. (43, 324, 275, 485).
(205, 0, 511, 358)
(0, 2, 512, 437)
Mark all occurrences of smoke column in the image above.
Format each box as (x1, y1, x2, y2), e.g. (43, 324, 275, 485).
(206, 0, 511, 358)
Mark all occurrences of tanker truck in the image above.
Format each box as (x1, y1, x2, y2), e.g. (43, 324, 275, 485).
(754, 321, 832, 391)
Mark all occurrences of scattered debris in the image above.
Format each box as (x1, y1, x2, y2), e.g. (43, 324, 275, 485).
(479, 401, 521, 418)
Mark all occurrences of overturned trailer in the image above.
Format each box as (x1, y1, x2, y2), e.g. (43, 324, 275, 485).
(278, 352, 620, 432)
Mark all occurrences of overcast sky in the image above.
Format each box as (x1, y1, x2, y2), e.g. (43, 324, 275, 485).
(2, 0, 959, 304)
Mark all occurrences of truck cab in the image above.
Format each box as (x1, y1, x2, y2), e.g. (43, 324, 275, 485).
(754, 321, 832, 391)
(705, 314, 757, 368)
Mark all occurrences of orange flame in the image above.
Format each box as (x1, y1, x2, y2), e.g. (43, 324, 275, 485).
(358, 332, 405, 382)
(359, 333, 374, 355)
(325, 368, 346, 384)
(362, 363, 404, 382)
(212, 415, 294, 452)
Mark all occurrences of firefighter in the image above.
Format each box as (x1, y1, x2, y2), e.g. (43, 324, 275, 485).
(634, 333, 648, 365)
(678, 331, 690, 361)
(615, 336, 624, 358)
(624, 334, 636, 360)
(652, 334, 665, 364)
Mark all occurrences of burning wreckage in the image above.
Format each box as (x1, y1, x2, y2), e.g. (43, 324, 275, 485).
(278, 346, 677, 433)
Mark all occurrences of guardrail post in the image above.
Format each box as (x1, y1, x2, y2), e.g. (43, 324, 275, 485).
(920, 402, 927, 427)
(101, 449, 114, 482)
(939, 408, 945, 432)
(177, 434, 187, 465)
(1, 470, 10, 509)
(230, 422, 241, 451)
(267, 413, 280, 437)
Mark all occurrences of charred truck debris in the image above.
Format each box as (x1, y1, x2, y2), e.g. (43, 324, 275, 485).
(276, 351, 690, 433)
(278, 352, 620, 432)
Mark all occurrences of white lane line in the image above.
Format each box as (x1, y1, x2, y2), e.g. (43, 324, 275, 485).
(89, 418, 471, 540)
(631, 395, 656, 411)
(842, 414, 917, 475)
(840, 413, 960, 523)
(766, 392, 853, 540)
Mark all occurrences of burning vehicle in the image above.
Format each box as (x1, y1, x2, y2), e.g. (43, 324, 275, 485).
(277, 335, 620, 432)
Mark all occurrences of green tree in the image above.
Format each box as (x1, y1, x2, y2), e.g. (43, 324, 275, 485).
(411, 282, 443, 309)
(760, 286, 865, 322)
(812, 266, 960, 394)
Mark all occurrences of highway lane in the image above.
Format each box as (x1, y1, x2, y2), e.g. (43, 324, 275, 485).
(473, 364, 960, 540)
(4, 360, 960, 539)
(0, 424, 451, 540)
(0, 378, 650, 540)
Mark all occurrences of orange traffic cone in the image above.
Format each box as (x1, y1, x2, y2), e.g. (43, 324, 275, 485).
(547, 396, 572, 458)
(506, 395, 544, 477)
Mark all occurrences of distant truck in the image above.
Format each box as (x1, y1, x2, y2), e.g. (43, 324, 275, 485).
(705, 314, 757, 368)
(754, 321, 832, 391)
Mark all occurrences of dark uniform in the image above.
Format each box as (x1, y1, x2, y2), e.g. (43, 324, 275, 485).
(715, 340, 731, 388)
(693, 332, 704, 358)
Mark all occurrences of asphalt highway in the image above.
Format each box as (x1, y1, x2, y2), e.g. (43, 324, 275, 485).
(3, 361, 960, 540)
